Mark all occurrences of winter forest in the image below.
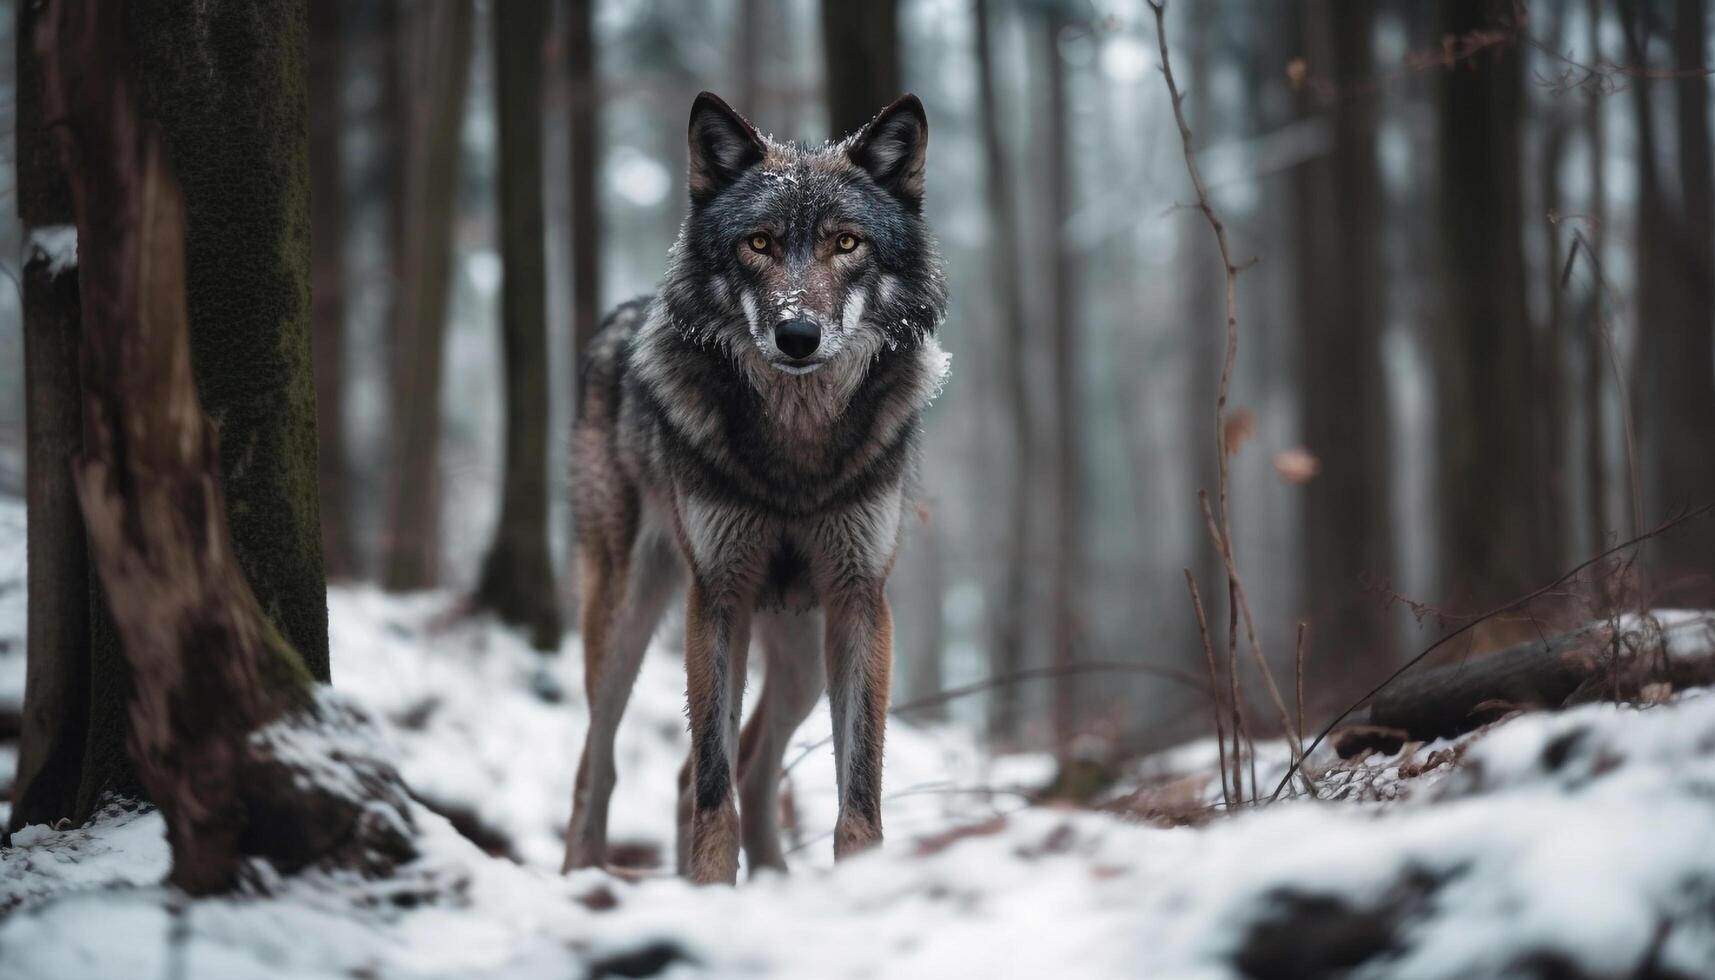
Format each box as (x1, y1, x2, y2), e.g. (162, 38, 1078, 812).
(2, 0, 1715, 976)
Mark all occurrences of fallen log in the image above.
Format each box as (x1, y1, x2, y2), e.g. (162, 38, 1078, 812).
(1333, 614, 1715, 758)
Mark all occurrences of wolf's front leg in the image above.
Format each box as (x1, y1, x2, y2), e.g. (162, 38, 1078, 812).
(683, 578, 753, 884)
(824, 582, 893, 860)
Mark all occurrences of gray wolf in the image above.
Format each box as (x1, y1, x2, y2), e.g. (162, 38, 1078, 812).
(561, 91, 949, 884)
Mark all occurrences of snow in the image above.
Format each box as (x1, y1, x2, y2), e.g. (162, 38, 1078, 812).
(26, 225, 78, 275)
(5, 492, 1715, 977)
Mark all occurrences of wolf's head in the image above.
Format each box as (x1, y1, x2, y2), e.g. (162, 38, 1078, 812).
(661, 92, 948, 377)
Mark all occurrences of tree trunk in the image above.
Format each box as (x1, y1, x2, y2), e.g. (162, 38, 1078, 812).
(1042, 7, 1084, 753)
(1434, 0, 1545, 611)
(11, 0, 90, 831)
(38, 0, 413, 895)
(1581, 0, 1607, 557)
(1293, 1, 1395, 672)
(45, 0, 334, 818)
(117, 0, 333, 682)
(564, 0, 602, 607)
(819, 0, 899, 139)
(973, 0, 1032, 743)
(474, 0, 562, 650)
(1656, 0, 1715, 597)
(309, 0, 352, 579)
(382, 0, 475, 591)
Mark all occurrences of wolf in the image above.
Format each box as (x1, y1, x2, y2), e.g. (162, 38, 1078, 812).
(560, 92, 949, 884)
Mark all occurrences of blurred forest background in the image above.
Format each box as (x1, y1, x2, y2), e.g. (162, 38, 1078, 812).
(2, 0, 1711, 758)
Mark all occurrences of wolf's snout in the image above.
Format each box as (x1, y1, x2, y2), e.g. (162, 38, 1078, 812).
(774, 319, 821, 359)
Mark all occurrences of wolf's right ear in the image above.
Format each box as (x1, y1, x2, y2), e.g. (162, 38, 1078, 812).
(688, 92, 766, 202)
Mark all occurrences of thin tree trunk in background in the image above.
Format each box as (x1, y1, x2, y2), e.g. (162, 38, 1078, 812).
(820, 0, 899, 139)
(1581, 0, 1608, 556)
(1434, 0, 1544, 611)
(1658, 0, 1715, 596)
(38, 0, 413, 894)
(382, 0, 474, 592)
(1042, 7, 1084, 753)
(475, 0, 563, 651)
(736, 0, 761, 115)
(309, 0, 353, 579)
(1293, 1, 1394, 673)
(974, 0, 1033, 743)
(12, 0, 88, 825)
(1622, 1, 1673, 583)
(564, 0, 602, 609)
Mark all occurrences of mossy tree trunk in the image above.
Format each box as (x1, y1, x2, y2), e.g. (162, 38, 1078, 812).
(473, 0, 562, 650)
(382, 0, 474, 592)
(38, 0, 413, 894)
(62, 0, 334, 820)
(309, 0, 354, 579)
(11, 0, 89, 826)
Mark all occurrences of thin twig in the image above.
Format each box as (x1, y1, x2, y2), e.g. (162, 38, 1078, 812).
(1294, 620, 1308, 751)
(1268, 501, 1715, 801)
(1185, 569, 1232, 810)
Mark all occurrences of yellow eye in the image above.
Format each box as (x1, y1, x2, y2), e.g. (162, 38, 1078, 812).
(835, 233, 860, 253)
(748, 234, 772, 254)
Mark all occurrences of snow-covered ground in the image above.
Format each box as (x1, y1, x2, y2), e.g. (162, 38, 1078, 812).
(5, 494, 1715, 978)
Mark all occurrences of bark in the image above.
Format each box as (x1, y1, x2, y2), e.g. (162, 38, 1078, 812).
(122, 0, 333, 682)
(38, 0, 413, 894)
(11, 0, 90, 831)
(474, 0, 563, 650)
(819, 0, 900, 139)
(1581, 0, 1607, 556)
(973, 0, 1032, 742)
(1292, 2, 1395, 672)
(1655, 0, 1715, 595)
(382, 0, 475, 591)
(1433, 0, 1548, 607)
(1042, 7, 1085, 752)
(894, 512, 947, 720)
(309, 0, 352, 579)
(564, 0, 602, 599)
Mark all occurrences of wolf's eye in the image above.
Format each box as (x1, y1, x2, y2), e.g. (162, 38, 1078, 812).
(835, 233, 861, 253)
(748, 234, 772, 254)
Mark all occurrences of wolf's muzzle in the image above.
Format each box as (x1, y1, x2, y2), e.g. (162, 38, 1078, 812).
(774, 318, 821, 360)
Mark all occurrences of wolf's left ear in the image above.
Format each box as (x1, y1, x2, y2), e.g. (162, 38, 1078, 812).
(848, 95, 928, 208)
(688, 92, 767, 202)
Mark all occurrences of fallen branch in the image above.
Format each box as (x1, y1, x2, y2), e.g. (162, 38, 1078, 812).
(1270, 502, 1715, 800)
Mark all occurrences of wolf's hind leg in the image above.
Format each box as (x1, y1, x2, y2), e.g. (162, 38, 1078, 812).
(737, 611, 825, 875)
(563, 529, 680, 872)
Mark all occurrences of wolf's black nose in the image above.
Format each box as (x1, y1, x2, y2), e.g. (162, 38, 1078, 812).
(774, 318, 821, 359)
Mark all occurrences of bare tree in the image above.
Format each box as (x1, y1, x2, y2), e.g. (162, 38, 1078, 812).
(1042, 4, 1086, 751)
(309, 0, 353, 578)
(1434, 0, 1556, 609)
(473, 0, 563, 650)
(973, 0, 1034, 741)
(38, 0, 412, 893)
(1656, 0, 1715, 595)
(383, 0, 475, 591)
(564, 0, 602, 597)
(1291, 2, 1395, 671)
(820, 0, 900, 138)
(11, 0, 88, 828)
